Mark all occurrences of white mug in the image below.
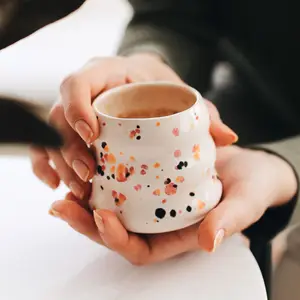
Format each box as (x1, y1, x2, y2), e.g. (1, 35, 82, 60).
(89, 82, 222, 234)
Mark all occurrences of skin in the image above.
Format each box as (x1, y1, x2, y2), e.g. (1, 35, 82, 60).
(30, 54, 297, 265)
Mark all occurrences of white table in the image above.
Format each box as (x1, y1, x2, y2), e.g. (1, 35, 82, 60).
(0, 157, 267, 300)
(0, 1, 267, 299)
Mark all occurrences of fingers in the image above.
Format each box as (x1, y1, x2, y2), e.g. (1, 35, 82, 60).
(30, 146, 60, 189)
(50, 200, 103, 244)
(198, 193, 265, 252)
(50, 104, 95, 182)
(47, 149, 90, 200)
(205, 100, 238, 146)
(60, 58, 126, 144)
(94, 210, 199, 265)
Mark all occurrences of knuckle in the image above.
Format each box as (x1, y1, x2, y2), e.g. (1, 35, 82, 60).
(60, 74, 81, 94)
(49, 103, 64, 125)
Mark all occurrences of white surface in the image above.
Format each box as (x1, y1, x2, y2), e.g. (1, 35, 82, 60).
(0, 157, 267, 300)
(0, 0, 132, 106)
(0, 1, 267, 299)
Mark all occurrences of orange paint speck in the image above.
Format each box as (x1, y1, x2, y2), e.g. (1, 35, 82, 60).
(156, 122, 160, 127)
(162, 199, 167, 204)
(153, 162, 160, 168)
(104, 145, 109, 152)
(193, 144, 200, 153)
(120, 152, 124, 156)
(110, 165, 116, 173)
(130, 156, 135, 162)
(193, 152, 200, 160)
(176, 176, 185, 183)
(153, 189, 161, 196)
(106, 153, 116, 164)
(156, 175, 160, 179)
(197, 200, 206, 210)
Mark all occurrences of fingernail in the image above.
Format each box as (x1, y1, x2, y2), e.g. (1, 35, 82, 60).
(69, 181, 84, 200)
(72, 159, 90, 182)
(49, 208, 61, 218)
(75, 120, 93, 143)
(212, 229, 225, 252)
(94, 211, 105, 234)
(222, 124, 238, 144)
(42, 178, 58, 189)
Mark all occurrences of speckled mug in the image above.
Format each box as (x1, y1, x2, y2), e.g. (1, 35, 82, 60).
(89, 82, 222, 234)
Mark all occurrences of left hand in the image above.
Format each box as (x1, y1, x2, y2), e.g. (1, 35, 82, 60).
(49, 146, 297, 265)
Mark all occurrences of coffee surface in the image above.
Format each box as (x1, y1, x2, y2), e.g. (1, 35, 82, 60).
(117, 108, 179, 118)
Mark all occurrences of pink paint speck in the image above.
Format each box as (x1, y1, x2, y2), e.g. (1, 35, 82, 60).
(134, 184, 142, 191)
(140, 169, 147, 175)
(174, 150, 181, 157)
(179, 210, 182, 214)
(102, 122, 106, 126)
(172, 128, 179, 137)
(141, 164, 148, 170)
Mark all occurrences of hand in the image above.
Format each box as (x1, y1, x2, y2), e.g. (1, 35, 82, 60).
(30, 54, 237, 198)
(48, 146, 297, 265)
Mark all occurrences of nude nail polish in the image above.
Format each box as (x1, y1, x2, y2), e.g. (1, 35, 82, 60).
(75, 120, 93, 143)
(212, 229, 225, 252)
(94, 211, 105, 234)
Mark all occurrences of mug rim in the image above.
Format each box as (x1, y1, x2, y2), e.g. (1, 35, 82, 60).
(92, 81, 203, 121)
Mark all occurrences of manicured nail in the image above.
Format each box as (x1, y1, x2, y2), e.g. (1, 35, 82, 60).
(72, 159, 90, 182)
(42, 177, 58, 189)
(69, 181, 84, 200)
(212, 229, 225, 252)
(94, 211, 105, 234)
(49, 208, 61, 218)
(75, 120, 93, 143)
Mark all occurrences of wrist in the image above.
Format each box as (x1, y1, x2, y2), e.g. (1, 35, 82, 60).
(251, 148, 298, 207)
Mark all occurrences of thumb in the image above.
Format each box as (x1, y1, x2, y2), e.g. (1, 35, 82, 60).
(205, 100, 238, 146)
(198, 195, 264, 252)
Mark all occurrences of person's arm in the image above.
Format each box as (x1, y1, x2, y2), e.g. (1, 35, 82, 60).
(118, 0, 216, 91)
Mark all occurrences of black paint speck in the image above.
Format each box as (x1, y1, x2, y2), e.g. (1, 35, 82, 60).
(125, 172, 131, 178)
(111, 174, 115, 180)
(101, 142, 107, 149)
(115, 198, 119, 205)
(137, 125, 140, 129)
(184, 161, 188, 167)
(170, 210, 177, 218)
(173, 184, 178, 188)
(155, 208, 166, 219)
(100, 152, 103, 158)
(97, 165, 104, 176)
(100, 186, 104, 190)
(177, 164, 182, 170)
(164, 178, 171, 185)
(147, 185, 150, 188)
(161, 169, 164, 172)
(189, 192, 195, 197)
(186, 206, 192, 212)
(107, 176, 110, 180)
(136, 136, 141, 140)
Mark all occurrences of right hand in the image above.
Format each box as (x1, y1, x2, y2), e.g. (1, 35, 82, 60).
(30, 54, 238, 198)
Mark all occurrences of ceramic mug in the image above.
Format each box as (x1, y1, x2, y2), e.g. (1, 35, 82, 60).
(89, 82, 222, 234)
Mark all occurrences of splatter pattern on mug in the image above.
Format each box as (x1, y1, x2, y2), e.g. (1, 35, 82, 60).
(129, 125, 142, 140)
(112, 190, 127, 206)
